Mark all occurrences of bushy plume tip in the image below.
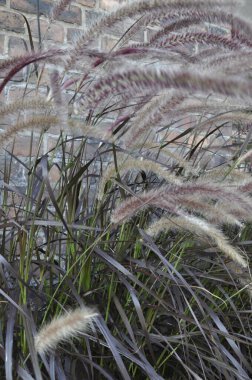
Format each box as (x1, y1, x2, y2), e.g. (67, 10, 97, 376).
(35, 306, 98, 354)
(147, 215, 247, 268)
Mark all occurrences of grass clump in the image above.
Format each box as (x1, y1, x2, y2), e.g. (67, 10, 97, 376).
(0, 0, 252, 379)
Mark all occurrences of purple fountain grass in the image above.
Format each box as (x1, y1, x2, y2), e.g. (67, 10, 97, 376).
(111, 179, 252, 243)
(0, 115, 59, 148)
(123, 93, 186, 148)
(66, 0, 236, 68)
(35, 306, 98, 354)
(0, 98, 51, 118)
(98, 153, 181, 200)
(1, 0, 252, 377)
(111, 185, 249, 267)
(49, 70, 63, 106)
(0, 49, 65, 94)
(111, 187, 178, 224)
(146, 214, 247, 267)
(202, 50, 252, 74)
(149, 10, 252, 46)
(82, 68, 252, 110)
(174, 197, 243, 226)
(154, 32, 248, 50)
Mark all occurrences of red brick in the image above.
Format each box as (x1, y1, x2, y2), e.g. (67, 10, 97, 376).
(76, 0, 96, 7)
(0, 35, 4, 55)
(100, 0, 126, 11)
(57, 5, 82, 25)
(29, 19, 65, 43)
(0, 10, 25, 33)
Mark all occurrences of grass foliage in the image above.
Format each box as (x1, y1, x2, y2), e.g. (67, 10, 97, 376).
(0, 0, 252, 379)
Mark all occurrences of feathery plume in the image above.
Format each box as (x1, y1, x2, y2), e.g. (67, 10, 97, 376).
(235, 148, 252, 167)
(35, 306, 98, 354)
(0, 49, 64, 94)
(125, 141, 197, 174)
(148, 11, 252, 46)
(175, 196, 242, 226)
(193, 111, 252, 132)
(146, 215, 247, 268)
(83, 68, 252, 108)
(0, 98, 51, 118)
(66, 0, 237, 68)
(111, 179, 252, 226)
(98, 154, 181, 200)
(49, 70, 63, 105)
(149, 11, 229, 44)
(0, 115, 58, 148)
(123, 94, 186, 148)
(166, 101, 249, 119)
(203, 51, 252, 73)
(111, 187, 178, 224)
(154, 32, 246, 50)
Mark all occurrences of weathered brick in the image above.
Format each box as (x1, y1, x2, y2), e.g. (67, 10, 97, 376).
(76, 0, 96, 7)
(48, 164, 61, 183)
(67, 28, 82, 43)
(0, 89, 5, 106)
(11, 0, 82, 24)
(0, 155, 27, 187)
(57, 5, 82, 25)
(8, 36, 40, 58)
(84, 10, 102, 27)
(7, 37, 32, 82)
(12, 134, 42, 157)
(10, 0, 51, 16)
(30, 19, 65, 43)
(0, 35, 4, 55)
(7, 86, 41, 102)
(47, 134, 79, 153)
(0, 59, 6, 78)
(8, 36, 28, 56)
(0, 10, 25, 33)
(100, 0, 126, 11)
(67, 27, 99, 51)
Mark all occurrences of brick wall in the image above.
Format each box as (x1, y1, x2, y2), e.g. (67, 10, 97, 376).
(1, 1, 248, 184)
(0, 0, 140, 185)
